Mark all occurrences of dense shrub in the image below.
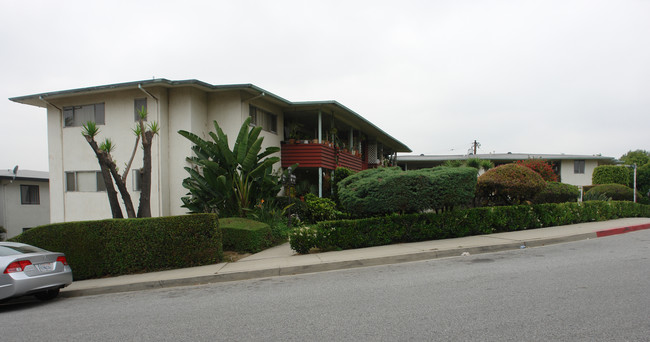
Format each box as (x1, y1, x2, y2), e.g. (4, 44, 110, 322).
(304, 193, 343, 223)
(592, 165, 630, 186)
(289, 202, 650, 253)
(533, 182, 580, 204)
(332, 167, 355, 208)
(586, 183, 640, 201)
(338, 166, 477, 216)
(476, 163, 546, 205)
(11, 214, 222, 280)
(516, 159, 558, 182)
(637, 163, 650, 200)
(220, 217, 272, 253)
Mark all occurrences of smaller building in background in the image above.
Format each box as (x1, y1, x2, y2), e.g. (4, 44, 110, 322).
(396, 153, 616, 186)
(0, 169, 50, 239)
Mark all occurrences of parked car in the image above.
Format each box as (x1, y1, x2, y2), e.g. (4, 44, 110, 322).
(0, 242, 73, 301)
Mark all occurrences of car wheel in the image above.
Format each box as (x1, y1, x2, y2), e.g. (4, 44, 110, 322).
(34, 289, 60, 301)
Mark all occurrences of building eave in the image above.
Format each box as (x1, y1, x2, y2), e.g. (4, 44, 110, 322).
(10, 79, 411, 153)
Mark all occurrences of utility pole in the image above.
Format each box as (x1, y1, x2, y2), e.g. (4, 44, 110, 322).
(471, 140, 480, 155)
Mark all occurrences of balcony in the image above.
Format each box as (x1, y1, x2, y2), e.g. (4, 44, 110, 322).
(281, 142, 363, 172)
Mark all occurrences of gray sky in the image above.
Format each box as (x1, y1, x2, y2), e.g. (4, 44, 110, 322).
(2, 0, 649, 171)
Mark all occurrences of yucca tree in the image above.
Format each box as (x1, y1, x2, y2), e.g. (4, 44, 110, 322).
(81, 106, 159, 218)
(178, 117, 281, 217)
(81, 122, 126, 218)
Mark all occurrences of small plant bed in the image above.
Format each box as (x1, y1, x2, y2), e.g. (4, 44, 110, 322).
(222, 250, 252, 262)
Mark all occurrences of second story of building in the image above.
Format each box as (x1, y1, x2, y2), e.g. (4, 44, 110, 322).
(11, 79, 411, 221)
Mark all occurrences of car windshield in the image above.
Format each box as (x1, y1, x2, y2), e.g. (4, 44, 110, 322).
(0, 245, 47, 256)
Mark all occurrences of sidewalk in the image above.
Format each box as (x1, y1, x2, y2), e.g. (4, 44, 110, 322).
(60, 217, 650, 298)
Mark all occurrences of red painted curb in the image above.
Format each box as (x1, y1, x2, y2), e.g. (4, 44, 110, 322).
(595, 223, 650, 237)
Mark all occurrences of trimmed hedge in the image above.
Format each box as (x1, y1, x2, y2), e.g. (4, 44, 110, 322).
(592, 165, 630, 186)
(338, 166, 477, 216)
(11, 214, 222, 280)
(289, 201, 650, 253)
(221, 217, 272, 253)
(586, 184, 640, 201)
(476, 163, 546, 205)
(533, 182, 580, 204)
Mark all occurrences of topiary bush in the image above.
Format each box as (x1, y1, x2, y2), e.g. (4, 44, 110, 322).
(11, 214, 222, 280)
(220, 217, 272, 253)
(337, 166, 477, 217)
(592, 165, 630, 186)
(585, 183, 640, 201)
(516, 159, 558, 182)
(476, 163, 546, 206)
(533, 182, 580, 204)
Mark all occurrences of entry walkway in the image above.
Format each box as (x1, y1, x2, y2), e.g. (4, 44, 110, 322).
(61, 217, 650, 298)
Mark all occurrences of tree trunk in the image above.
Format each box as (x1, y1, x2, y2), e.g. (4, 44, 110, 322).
(106, 164, 137, 218)
(84, 136, 123, 218)
(137, 131, 154, 217)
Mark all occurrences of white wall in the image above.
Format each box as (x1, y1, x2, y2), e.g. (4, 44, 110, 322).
(44, 86, 287, 221)
(560, 159, 599, 186)
(46, 89, 163, 221)
(0, 179, 50, 239)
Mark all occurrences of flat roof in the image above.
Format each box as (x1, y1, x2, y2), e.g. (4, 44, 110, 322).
(10, 79, 411, 153)
(397, 152, 616, 162)
(0, 169, 49, 181)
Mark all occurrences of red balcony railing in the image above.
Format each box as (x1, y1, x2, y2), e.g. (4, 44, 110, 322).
(281, 142, 363, 172)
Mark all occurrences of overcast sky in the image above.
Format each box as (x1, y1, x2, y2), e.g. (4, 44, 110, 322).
(2, 0, 649, 171)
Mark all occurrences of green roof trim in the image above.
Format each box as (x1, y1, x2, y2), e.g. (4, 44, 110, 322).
(10, 78, 411, 153)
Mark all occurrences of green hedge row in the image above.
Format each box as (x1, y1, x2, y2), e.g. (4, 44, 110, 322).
(221, 217, 272, 253)
(12, 214, 222, 280)
(289, 201, 650, 253)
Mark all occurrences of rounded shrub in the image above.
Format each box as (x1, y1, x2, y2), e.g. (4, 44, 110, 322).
(585, 183, 639, 201)
(516, 159, 558, 182)
(338, 166, 477, 217)
(592, 165, 630, 186)
(476, 163, 546, 205)
(533, 182, 580, 204)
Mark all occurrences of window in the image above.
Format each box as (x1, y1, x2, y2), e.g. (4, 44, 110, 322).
(249, 105, 277, 133)
(63, 103, 105, 127)
(574, 160, 585, 174)
(134, 98, 147, 121)
(20, 185, 40, 204)
(65, 171, 106, 192)
(132, 168, 143, 191)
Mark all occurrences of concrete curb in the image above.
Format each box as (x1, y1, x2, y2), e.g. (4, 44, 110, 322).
(60, 222, 650, 298)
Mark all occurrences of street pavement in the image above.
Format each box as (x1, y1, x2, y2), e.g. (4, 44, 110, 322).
(60, 217, 650, 298)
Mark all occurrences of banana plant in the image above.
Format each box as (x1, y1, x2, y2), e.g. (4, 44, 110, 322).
(179, 117, 282, 217)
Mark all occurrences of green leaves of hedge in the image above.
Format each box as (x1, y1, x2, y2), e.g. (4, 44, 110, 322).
(337, 166, 477, 216)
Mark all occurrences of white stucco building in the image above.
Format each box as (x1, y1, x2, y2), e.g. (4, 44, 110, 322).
(0, 169, 50, 239)
(396, 153, 615, 186)
(11, 79, 410, 223)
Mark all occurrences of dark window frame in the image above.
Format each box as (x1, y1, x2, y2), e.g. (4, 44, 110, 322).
(134, 98, 147, 122)
(574, 160, 586, 174)
(20, 184, 40, 205)
(63, 103, 105, 127)
(65, 171, 106, 192)
(249, 105, 278, 134)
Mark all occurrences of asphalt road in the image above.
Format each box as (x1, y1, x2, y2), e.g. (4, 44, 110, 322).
(2, 230, 649, 341)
